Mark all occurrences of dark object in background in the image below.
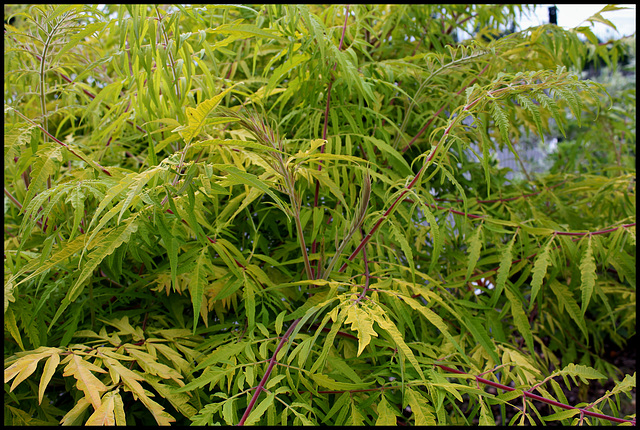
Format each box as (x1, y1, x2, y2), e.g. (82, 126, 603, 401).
(548, 6, 558, 25)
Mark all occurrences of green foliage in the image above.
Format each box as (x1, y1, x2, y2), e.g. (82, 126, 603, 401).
(4, 4, 636, 426)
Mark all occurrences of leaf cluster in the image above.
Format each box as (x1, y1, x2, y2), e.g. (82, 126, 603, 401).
(4, 4, 635, 426)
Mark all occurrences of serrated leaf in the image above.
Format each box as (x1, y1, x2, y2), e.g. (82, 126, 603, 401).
(390, 221, 416, 283)
(5, 347, 61, 392)
(406, 388, 436, 425)
(549, 280, 588, 340)
(492, 231, 517, 306)
(4, 306, 24, 350)
(350, 401, 365, 425)
(103, 357, 175, 425)
(193, 342, 247, 372)
(459, 311, 500, 364)
(190, 247, 208, 333)
(516, 94, 544, 141)
(579, 238, 597, 314)
(490, 101, 511, 149)
(371, 308, 424, 379)
(62, 353, 108, 410)
(530, 237, 553, 306)
(542, 408, 580, 422)
(85, 390, 117, 425)
(402, 294, 466, 359)
(479, 397, 494, 425)
(465, 225, 483, 281)
(50, 216, 139, 329)
(558, 363, 606, 382)
(267, 53, 310, 91)
(414, 198, 441, 273)
(38, 353, 61, 405)
(344, 305, 378, 356)
(361, 134, 413, 177)
(177, 368, 226, 392)
(176, 83, 242, 143)
(221, 165, 291, 221)
(209, 22, 286, 41)
(142, 374, 198, 418)
(23, 147, 63, 211)
(310, 373, 370, 391)
(505, 287, 534, 353)
(127, 349, 183, 384)
(376, 394, 398, 425)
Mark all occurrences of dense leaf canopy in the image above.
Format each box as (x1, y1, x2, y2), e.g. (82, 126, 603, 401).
(4, 4, 636, 426)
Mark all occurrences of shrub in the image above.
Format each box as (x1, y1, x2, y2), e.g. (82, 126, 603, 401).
(4, 4, 636, 426)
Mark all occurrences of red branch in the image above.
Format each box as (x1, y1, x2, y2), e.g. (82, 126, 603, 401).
(306, 325, 635, 425)
(237, 321, 300, 425)
(434, 363, 635, 425)
(240, 9, 352, 420)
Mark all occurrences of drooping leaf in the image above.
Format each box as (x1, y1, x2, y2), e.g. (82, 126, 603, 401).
(492, 231, 517, 306)
(579, 237, 597, 314)
(406, 387, 436, 425)
(61, 353, 108, 410)
(549, 279, 589, 341)
(465, 224, 483, 281)
(50, 216, 140, 329)
(530, 237, 554, 307)
(371, 307, 425, 380)
(505, 286, 534, 353)
(103, 357, 176, 425)
(189, 247, 209, 333)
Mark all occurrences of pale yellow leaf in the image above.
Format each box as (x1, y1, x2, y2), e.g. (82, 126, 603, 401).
(5, 347, 61, 392)
(38, 352, 61, 404)
(113, 390, 127, 425)
(62, 354, 108, 410)
(85, 391, 116, 425)
(103, 358, 175, 425)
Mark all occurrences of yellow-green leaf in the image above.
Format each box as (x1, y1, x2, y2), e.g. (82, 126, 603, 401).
(344, 304, 378, 356)
(310, 374, 370, 391)
(376, 395, 398, 425)
(60, 397, 92, 425)
(371, 309, 424, 379)
(579, 237, 597, 313)
(530, 237, 553, 307)
(549, 280, 588, 340)
(406, 388, 436, 425)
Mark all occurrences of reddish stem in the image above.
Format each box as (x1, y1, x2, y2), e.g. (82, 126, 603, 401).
(237, 320, 300, 425)
(434, 364, 635, 425)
